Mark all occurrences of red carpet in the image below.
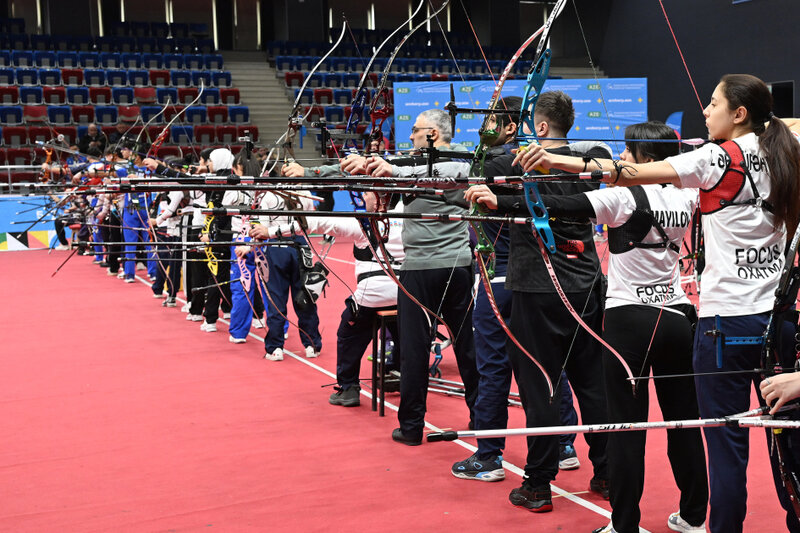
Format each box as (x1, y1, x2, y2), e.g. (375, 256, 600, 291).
(0, 243, 787, 532)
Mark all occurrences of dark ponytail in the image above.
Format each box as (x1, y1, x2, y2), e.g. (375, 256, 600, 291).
(721, 74, 800, 238)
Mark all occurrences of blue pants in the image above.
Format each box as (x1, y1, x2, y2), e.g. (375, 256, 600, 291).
(695, 313, 800, 533)
(263, 242, 322, 353)
(151, 234, 180, 297)
(122, 210, 149, 280)
(472, 279, 578, 459)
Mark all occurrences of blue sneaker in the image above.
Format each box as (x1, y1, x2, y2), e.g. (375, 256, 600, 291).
(451, 453, 505, 481)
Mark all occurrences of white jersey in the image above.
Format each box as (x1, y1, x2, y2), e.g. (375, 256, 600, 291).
(587, 185, 697, 310)
(305, 204, 405, 309)
(666, 132, 787, 317)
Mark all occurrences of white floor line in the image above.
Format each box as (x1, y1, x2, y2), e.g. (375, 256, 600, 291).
(135, 274, 649, 532)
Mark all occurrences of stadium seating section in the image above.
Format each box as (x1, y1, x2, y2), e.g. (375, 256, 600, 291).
(0, 18, 253, 184)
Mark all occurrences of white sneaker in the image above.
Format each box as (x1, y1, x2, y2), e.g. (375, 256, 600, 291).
(124, 278, 136, 283)
(181, 302, 190, 313)
(229, 335, 246, 344)
(153, 293, 165, 299)
(591, 523, 617, 533)
(117, 271, 125, 279)
(667, 512, 706, 532)
(200, 321, 217, 332)
(222, 312, 231, 319)
(54, 243, 70, 250)
(265, 348, 284, 361)
(252, 318, 264, 329)
(305, 346, 319, 358)
(186, 314, 203, 322)
(107, 269, 117, 276)
(284, 331, 289, 339)
(136, 262, 146, 271)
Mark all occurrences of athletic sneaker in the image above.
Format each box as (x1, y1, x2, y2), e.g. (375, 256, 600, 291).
(181, 302, 190, 313)
(305, 346, 319, 358)
(200, 321, 217, 332)
(252, 318, 264, 329)
(451, 453, 505, 481)
(589, 476, 610, 500)
(163, 297, 177, 308)
(558, 444, 580, 470)
(667, 512, 706, 532)
(222, 312, 231, 319)
(265, 348, 284, 361)
(329, 386, 360, 407)
(186, 314, 203, 322)
(124, 277, 136, 283)
(509, 482, 552, 512)
(153, 292, 165, 299)
(591, 522, 617, 533)
(228, 335, 246, 344)
(117, 271, 125, 279)
(107, 269, 117, 276)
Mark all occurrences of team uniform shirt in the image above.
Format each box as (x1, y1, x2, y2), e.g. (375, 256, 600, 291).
(666, 132, 786, 317)
(155, 191, 185, 237)
(586, 184, 697, 310)
(304, 203, 405, 308)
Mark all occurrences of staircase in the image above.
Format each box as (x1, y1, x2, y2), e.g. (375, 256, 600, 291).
(220, 51, 324, 167)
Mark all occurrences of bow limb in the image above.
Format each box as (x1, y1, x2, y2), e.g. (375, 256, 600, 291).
(760, 220, 800, 517)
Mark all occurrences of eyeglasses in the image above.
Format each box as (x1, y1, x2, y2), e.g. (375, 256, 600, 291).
(411, 126, 434, 134)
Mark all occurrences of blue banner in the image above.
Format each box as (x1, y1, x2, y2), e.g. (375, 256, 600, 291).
(393, 78, 648, 156)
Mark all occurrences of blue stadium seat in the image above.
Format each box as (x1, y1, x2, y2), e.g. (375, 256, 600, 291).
(56, 51, 78, 68)
(163, 54, 183, 69)
(2, 18, 25, 33)
(0, 68, 14, 85)
(70, 36, 94, 52)
(38, 69, 61, 85)
(156, 87, 178, 105)
(137, 37, 157, 54)
(95, 106, 118, 125)
(196, 39, 214, 54)
(100, 52, 121, 69)
(47, 106, 71, 125)
(324, 106, 344, 124)
(141, 53, 162, 69)
(121, 52, 142, 69)
(341, 73, 359, 88)
(184, 54, 203, 70)
(127, 70, 149, 87)
(112, 87, 134, 105)
(274, 56, 294, 71)
(140, 105, 164, 124)
(84, 69, 106, 86)
(76, 125, 88, 139)
(190, 23, 209, 38)
(29, 34, 51, 51)
(330, 57, 350, 72)
(211, 71, 231, 87)
(109, 21, 129, 36)
(16, 68, 38, 85)
(156, 38, 175, 53)
(322, 73, 342, 88)
(199, 88, 220, 105)
(0, 106, 23, 125)
(228, 106, 248, 124)
(19, 86, 42, 105)
(11, 50, 33, 67)
(171, 125, 193, 144)
(392, 73, 414, 83)
(175, 38, 195, 54)
(0, 50, 9, 67)
(66, 87, 90, 105)
(94, 36, 117, 52)
(170, 23, 189, 39)
(79, 52, 100, 68)
(116, 37, 136, 53)
(106, 70, 128, 86)
(296, 56, 315, 71)
(191, 71, 211, 87)
(51, 35, 72, 52)
(184, 106, 207, 124)
(5, 34, 29, 50)
(33, 51, 57, 68)
(204, 54, 223, 70)
(333, 89, 352, 105)
(170, 70, 192, 87)
(294, 89, 313, 105)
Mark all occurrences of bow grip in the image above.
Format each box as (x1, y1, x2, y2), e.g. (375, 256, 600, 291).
(523, 181, 556, 253)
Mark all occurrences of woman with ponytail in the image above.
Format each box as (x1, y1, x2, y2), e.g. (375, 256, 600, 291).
(511, 74, 800, 533)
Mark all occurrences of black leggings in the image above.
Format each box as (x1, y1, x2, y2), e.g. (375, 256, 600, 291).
(602, 304, 708, 533)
